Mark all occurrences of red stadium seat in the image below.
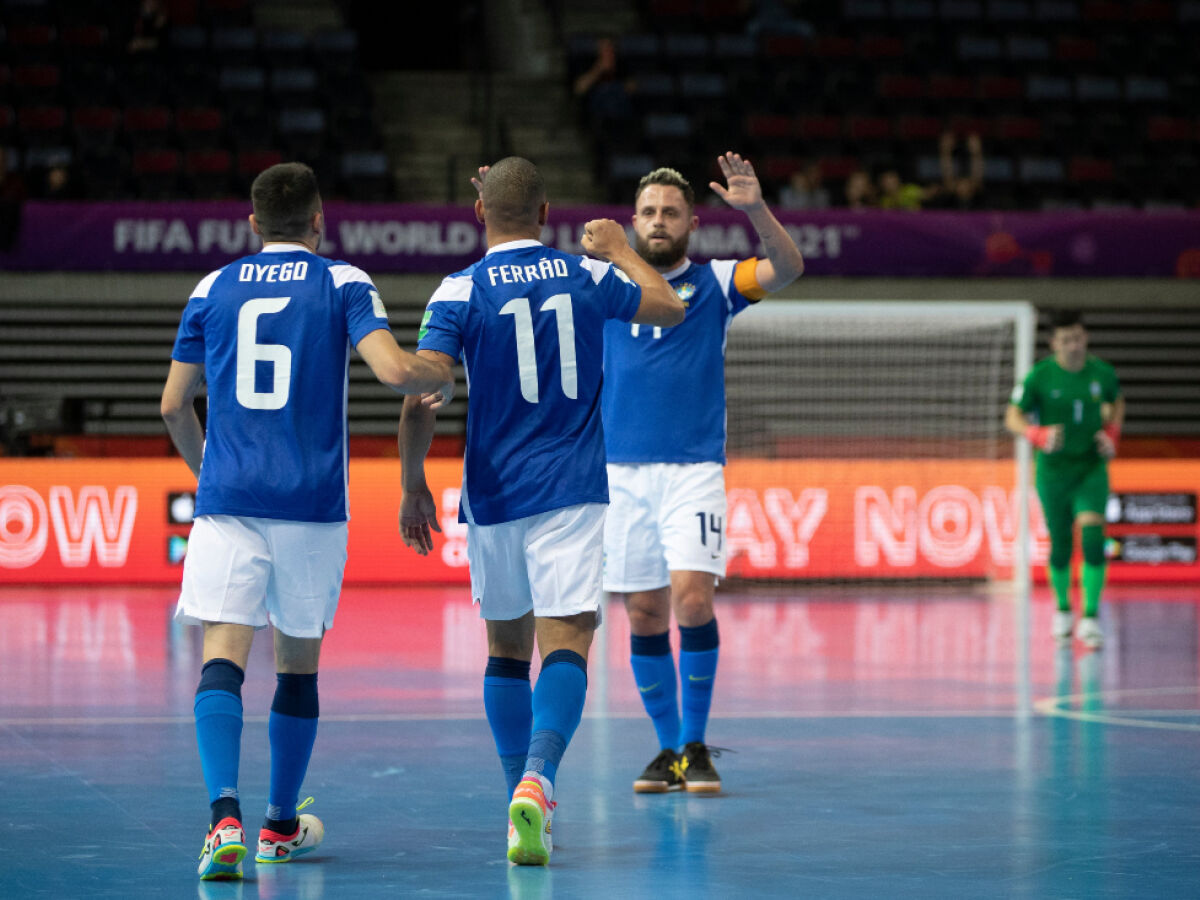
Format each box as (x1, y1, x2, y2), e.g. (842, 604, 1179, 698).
(175, 107, 225, 150)
(1082, 1, 1125, 20)
(796, 116, 842, 140)
(237, 150, 284, 178)
(877, 74, 925, 100)
(978, 76, 1023, 100)
(818, 156, 860, 179)
(123, 106, 173, 149)
(1056, 36, 1099, 61)
(17, 105, 67, 146)
(60, 25, 110, 56)
(894, 116, 943, 141)
(1145, 117, 1194, 142)
(132, 149, 183, 199)
(996, 116, 1042, 142)
(927, 75, 973, 100)
(814, 36, 856, 58)
(71, 106, 121, 151)
(762, 156, 805, 181)
(859, 35, 904, 58)
(845, 115, 891, 140)
(1068, 157, 1116, 182)
(762, 36, 809, 57)
(745, 114, 792, 139)
(1130, 1, 1172, 21)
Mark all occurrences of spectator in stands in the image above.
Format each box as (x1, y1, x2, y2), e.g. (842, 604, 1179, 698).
(572, 37, 635, 128)
(128, 0, 169, 55)
(0, 147, 28, 251)
(778, 161, 830, 210)
(925, 131, 986, 211)
(42, 164, 80, 202)
(876, 165, 940, 211)
(843, 168, 876, 209)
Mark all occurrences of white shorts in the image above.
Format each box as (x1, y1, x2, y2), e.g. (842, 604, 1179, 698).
(175, 514, 348, 639)
(603, 462, 727, 592)
(467, 503, 605, 623)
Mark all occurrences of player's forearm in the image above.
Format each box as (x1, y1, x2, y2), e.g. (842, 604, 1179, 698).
(398, 395, 436, 492)
(744, 204, 804, 288)
(163, 407, 205, 477)
(1004, 405, 1031, 438)
(609, 245, 684, 326)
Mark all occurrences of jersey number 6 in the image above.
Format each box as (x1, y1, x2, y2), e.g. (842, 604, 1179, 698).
(236, 296, 292, 410)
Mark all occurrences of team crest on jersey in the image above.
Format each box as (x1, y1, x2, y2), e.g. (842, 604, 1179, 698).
(675, 283, 695, 307)
(1090, 381, 1101, 398)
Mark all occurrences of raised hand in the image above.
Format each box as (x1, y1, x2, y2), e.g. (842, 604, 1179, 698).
(709, 152, 764, 211)
(470, 165, 490, 197)
(581, 218, 632, 260)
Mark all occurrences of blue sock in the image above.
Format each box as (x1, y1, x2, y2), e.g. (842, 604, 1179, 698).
(525, 650, 588, 789)
(630, 631, 680, 751)
(678, 619, 719, 747)
(266, 672, 319, 828)
(483, 656, 533, 798)
(194, 658, 245, 826)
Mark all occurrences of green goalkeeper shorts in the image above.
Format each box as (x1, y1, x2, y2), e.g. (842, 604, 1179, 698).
(1036, 457, 1110, 529)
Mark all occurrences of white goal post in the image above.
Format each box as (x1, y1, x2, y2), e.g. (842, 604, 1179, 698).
(724, 298, 1036, 699)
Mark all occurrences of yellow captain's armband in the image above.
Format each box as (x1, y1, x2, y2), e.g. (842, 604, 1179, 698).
(733, 258, 768, 301)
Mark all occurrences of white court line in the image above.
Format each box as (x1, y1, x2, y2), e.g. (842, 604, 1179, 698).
(1034, 685, 1200, 733)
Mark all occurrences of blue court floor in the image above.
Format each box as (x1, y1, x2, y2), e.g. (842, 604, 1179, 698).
(2, 582, 1198, 898)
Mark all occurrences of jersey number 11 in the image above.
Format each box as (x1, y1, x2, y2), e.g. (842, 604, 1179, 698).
(499, 293, 577, 404)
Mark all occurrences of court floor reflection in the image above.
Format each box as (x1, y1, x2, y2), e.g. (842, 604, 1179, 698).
(2, 582, 1197, 898)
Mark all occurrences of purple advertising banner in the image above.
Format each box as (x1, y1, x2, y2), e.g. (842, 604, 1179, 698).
(3, 201, 1199, 277)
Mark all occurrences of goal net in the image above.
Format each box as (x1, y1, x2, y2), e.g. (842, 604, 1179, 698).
(722, 300, 1035, 587)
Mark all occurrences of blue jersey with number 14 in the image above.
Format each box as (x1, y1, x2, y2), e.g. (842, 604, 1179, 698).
(172, 243, 391, 523)
(418, 239, 643, 526)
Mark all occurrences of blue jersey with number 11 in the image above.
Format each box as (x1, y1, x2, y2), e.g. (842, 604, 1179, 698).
(418, 239, 642, 526)
(172, 243, 391, 523)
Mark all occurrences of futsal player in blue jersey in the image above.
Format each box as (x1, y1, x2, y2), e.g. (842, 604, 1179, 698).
(397, 156, 683, 865)
(603, 154, 805, 794)
(161, 162, 454, 881)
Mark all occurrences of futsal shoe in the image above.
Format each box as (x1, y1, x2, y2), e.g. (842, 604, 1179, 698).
(633, 748, 686, 793)
(198, 816, 247, 880)
(681, 743, 723, 794)
(508, 777, 553, 865)
(1075, 616, 1104, 649)
(255, 799, 324, 864)
(1051, 610, 1074, 644)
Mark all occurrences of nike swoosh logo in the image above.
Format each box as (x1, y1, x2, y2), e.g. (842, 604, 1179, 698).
(637, 682, 661, 693)
(687, 674, 713, 682)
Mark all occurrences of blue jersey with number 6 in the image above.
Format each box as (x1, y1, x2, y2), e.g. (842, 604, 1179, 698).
(171, 243, 390, 522)
(418, 239, 642, 526)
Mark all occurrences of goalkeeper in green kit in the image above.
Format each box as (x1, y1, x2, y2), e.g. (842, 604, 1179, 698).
(1006, 309, 1124, 649)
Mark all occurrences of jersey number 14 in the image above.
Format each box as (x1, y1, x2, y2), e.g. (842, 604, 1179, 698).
(499, 293, 577, 404)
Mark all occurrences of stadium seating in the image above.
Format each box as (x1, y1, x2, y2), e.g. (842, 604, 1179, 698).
(0, 2, 390, 201)
(566, 0, 1200, 209)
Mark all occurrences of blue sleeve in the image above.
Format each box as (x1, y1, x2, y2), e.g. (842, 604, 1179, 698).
(416, 301, 465, 362)
(599, 266, 643, 323)
(172, 299, 206, 363)
(343, 279, 390, 346)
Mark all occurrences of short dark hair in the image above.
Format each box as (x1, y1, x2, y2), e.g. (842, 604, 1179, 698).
(250, 162, 321, 241)
(635, 167, 694, 210)
(1049, 308, 1084, 330)
(481, 156, 545, 230)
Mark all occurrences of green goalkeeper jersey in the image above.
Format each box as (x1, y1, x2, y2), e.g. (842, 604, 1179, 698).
(1012, 355, 1121, 466)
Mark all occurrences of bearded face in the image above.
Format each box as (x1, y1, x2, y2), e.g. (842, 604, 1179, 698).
(634, 228, 690, 268)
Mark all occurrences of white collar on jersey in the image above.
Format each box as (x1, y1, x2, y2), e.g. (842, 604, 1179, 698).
(484, 239, 543, 255)
(260, 242, 315, 253)
(660, 257, 692, 280)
